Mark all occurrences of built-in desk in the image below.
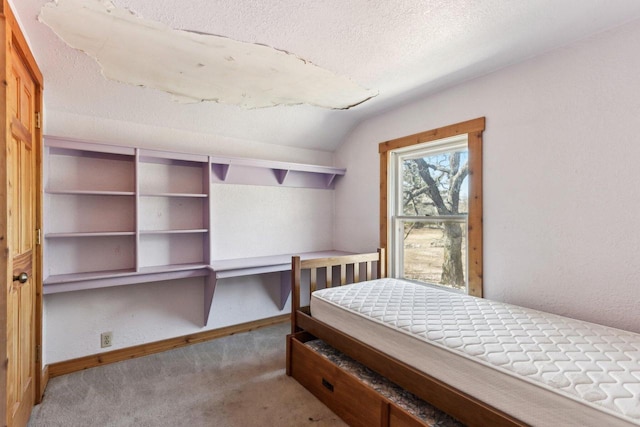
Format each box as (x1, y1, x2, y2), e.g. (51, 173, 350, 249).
(205, 251, 351, 322)
(44, 251, 350, 326)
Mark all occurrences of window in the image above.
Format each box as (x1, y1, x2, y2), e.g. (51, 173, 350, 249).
(379, 118, 484, 296)
(391, 136, 469, 290)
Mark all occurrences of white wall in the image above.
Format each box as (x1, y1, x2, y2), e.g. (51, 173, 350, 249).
(45, 110, 334, 165)
(43, 113, 336, 363)
(334, 20, 640, 333)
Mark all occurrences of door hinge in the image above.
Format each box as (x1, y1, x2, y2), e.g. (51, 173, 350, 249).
(36, 345, 41, 363)
(36, 228, 41, 245)
(35, 112, 42, 129)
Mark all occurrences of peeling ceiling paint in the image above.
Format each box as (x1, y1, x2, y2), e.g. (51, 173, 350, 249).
(38, 0, 377, 109)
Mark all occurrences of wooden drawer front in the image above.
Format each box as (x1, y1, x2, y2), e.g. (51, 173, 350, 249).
(290, 336, 383, 427)
(389, 404, 429, 427)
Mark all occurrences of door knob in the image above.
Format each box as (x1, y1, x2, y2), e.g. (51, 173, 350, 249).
(13, 272, 28, 283)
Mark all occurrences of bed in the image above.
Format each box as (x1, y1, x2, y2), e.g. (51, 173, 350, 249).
(286, 250, 640, 427)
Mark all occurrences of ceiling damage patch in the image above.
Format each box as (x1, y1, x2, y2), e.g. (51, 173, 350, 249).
(38, 0, 377, 109)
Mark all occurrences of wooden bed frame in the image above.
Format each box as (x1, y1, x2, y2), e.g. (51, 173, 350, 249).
(285, 250, 526, 427)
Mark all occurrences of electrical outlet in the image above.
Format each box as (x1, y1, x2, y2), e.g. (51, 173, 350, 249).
(101, 331, 113, 348)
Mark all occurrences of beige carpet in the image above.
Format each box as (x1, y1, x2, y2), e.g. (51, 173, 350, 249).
(28, 322, 347, 427)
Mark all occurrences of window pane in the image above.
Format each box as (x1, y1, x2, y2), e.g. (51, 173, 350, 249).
(402, 221, 467, 291)
(402, 149, 468, 216)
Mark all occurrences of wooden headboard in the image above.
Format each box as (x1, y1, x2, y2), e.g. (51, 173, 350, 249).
(290, 249, 385, 333)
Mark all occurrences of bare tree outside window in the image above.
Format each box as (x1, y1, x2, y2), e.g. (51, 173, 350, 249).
(401, 149, 468, 290)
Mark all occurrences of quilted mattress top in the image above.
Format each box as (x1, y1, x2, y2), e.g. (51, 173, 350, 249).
(312, 279, 640, 424)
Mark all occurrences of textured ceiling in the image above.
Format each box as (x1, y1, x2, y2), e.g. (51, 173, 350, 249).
(10, 0, 640, 151)
(38, 0, 378, 109)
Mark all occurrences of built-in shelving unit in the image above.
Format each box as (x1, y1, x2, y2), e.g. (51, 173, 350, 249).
(43, 136, 346, 325)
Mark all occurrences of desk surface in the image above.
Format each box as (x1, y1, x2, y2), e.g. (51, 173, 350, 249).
(209, 250, 351, 274)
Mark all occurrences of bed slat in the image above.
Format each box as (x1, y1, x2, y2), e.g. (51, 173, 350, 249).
(310, 269, 317, 293)
(339, 264, 347, 286)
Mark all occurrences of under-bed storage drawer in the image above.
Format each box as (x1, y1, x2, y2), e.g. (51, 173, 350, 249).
(289, 333, 454, 427)
(290, 333, 383, 427)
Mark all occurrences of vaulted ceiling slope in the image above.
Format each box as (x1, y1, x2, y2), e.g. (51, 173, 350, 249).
(11, 0, 640, 151)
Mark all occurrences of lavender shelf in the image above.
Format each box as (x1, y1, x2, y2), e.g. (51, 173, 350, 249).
(44, 135, 346, 326)
(46, 189, 135, 196)
(46, 231, 135, 238)
(210, 155, 345, 189)
(44, 268, 140, 285)
(139, 229, 208, 234)
(139, 192, 208, 198)
(43, 264, 210, 294)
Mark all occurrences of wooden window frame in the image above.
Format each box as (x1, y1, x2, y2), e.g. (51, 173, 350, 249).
(379, 118, 485, 297)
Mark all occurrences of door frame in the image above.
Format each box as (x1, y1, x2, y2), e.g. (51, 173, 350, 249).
(0, 1, 44, 423)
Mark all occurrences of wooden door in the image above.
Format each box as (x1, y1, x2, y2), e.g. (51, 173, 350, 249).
(1, 2, 43, 426)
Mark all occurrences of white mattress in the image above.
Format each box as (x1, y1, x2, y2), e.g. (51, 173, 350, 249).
(310, 278, 640, 427)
